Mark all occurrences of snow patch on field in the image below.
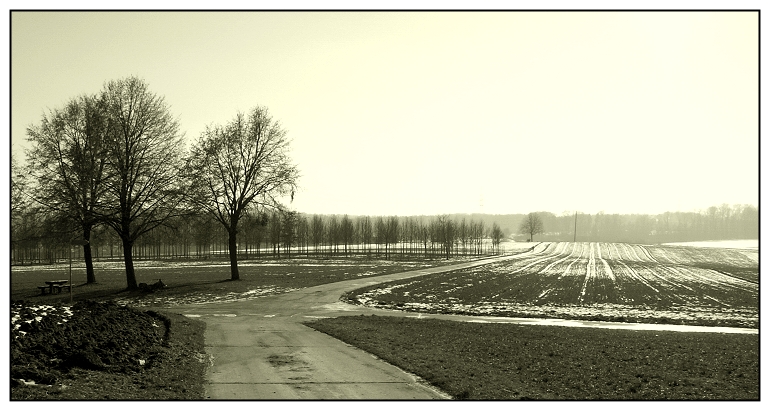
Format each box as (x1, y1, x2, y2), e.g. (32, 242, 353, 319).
(116, 286, 300, 307)
(352, 300, 758, 329)
(663, 240, 758, 250)
(500, 241, 542, 252)
(11, 258, 435, 272)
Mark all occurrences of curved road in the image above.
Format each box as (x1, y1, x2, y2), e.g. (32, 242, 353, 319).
(160, 251, 756, 400)
(161, 254, 525, 399)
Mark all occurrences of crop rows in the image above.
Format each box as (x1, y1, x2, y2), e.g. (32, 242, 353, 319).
(346, 242, 759, 328)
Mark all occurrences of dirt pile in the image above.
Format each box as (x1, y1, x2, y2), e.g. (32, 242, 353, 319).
(11, 300, 168, 386)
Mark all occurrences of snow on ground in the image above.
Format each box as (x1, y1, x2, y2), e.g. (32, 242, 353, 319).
(662, 240, 758, 250)
(662, 240, 759, 263)
(500, 240, 542, 252)
(115, 286, 300, 307)
(10, 258, 434, 272)
(359, 300, 758, 329)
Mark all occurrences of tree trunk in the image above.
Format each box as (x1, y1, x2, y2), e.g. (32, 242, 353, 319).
(84, 243, 96, 283)
(228, 228, 240, 280)
(83, 226, 96, 284)
(121, 238, 138, 289)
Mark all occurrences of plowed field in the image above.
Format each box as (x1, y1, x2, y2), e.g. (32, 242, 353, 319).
(344, 242, 758, 328)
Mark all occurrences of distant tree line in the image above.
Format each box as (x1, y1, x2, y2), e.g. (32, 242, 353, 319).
(512, 206, 758, 244)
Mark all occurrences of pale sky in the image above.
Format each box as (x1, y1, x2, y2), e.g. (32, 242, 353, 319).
(7, 8, 760, 217)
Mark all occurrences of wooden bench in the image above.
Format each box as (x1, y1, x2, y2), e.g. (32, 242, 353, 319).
(38, 286, 50, 295)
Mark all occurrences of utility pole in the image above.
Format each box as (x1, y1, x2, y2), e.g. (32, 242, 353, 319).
(573, 211, 578, 242)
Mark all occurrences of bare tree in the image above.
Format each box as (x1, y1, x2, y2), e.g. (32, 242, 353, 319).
(100, 76, 186, 289)
(458, 218, 469, 255)
(296, 214, 309, 256)
(186, 105, 299, 280)
(11, 152, 27, 215)
(418, 219, 430, 256)
(340, 215, 354, 255)
(385, 216, 400, 258)
(374, 216, 386, 257)
(490, 222, 505, 253)
(26, 93, 109, 284)
(281, 210, 298, 256)
(310, 214, 325, 255)
(357, 215, 373, 255)
(470, 219, 486, 254)
(192, 213, 216, 257)
(402, 217, 416, 255)
(11, 152, 29, 260)
(326, 215, 340, 255)
(269, 211, 282, 256)
(519, 212, 544, 242)
(433, 215, 455, 259)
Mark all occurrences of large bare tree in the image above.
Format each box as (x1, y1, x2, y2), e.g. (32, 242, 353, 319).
(25, 93, 109, 284)
(100, 76, 186, 289)
(519, 212, 545, 242)
(185, 106, 299, 280)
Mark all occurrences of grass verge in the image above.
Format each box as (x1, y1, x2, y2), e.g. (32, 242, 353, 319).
(304, 315, 759, 400)
(11, 301, 207, 400)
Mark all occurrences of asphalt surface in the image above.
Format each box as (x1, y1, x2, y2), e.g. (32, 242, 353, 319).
(161, 251, 757, 399)
(161, 254, 524, 400)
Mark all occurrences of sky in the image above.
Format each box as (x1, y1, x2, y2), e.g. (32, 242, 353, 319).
(6, 6, 761, 217)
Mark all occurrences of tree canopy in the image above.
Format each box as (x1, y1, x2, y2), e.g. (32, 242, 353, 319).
(25, 93, 110, 283)
(185, 106, 300, 280)
(519, 212, 545, 242)
(99, 76, 186, 289)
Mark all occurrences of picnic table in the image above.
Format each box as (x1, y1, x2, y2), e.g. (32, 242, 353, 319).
(38, 280, 69, 295)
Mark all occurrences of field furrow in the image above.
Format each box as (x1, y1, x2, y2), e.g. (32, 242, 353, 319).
(637, 245, 659, 263)
(541, 243, 577, 274)
(607, 243, 623, 261)
(348, 242, 758, 328)
(616, 243, 633, 262)
(578, 243, 596, 304)
(596, 244, 616, 282)
(651, 246, 683, 265)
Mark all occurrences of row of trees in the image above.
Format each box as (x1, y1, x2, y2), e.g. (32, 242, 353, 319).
(11, 210, 508, 266)
(13, 76, 299, 289)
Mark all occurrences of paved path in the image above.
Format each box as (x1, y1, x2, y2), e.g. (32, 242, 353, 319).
(161, 254, 523, 399)
(160, 251, 757, 399)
